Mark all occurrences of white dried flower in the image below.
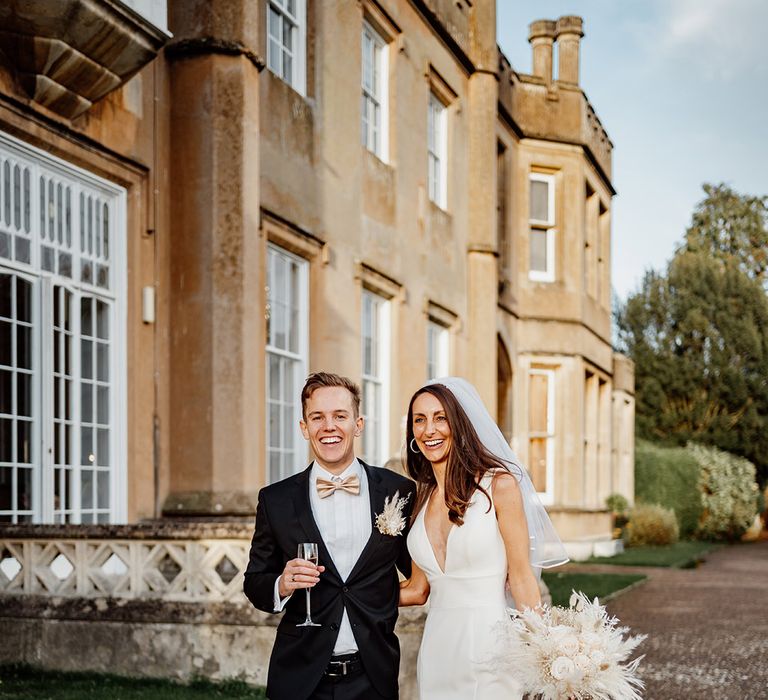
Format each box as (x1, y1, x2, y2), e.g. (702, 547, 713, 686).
(490, 589, 647, 700)
(558, 634, 580, 657)
(550, 656, 576, 681)
(374, 491, 411, 536)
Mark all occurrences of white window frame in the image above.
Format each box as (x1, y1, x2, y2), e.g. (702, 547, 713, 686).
(265, 243, 309, 484)
(361, 289, 390, 466)
(0, 130, 127, 524)
(426, 320, 449, 380)
(361, 21, 389, 161)
(266, 0, 307, 96)
(528, 173, 556, 283)
(427, 92, 448, 209)
(529, 367, 555, 505)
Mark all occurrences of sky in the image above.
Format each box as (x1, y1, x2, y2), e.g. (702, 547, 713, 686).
(496, 0, 768, 300)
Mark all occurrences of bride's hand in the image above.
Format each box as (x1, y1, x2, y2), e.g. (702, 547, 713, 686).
(399, 562, 430, 607)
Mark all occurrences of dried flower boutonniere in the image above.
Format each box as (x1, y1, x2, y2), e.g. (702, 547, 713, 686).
(375, 491, 411, 536)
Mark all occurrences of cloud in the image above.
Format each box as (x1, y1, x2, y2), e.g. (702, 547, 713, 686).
(654, 0, 768, 79)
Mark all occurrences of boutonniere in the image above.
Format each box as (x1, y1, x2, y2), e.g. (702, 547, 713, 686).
(375, 491, 411, 537)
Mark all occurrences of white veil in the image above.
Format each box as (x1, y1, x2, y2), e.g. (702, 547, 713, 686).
(425, 376, 569, 573)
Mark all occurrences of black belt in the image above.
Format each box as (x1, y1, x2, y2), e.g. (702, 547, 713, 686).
(323, 652, 362, 678)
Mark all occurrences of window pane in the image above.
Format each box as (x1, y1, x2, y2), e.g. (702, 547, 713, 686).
(529, 373, 549, 433)
(96, 300, 109, 339)
(17, 375, 31, 418)
(17, 278, 32, 324)
(18, 465, 32, 509)
(97, 471, 109, 509)
(0, 466, 10, 509)
(0, 417, 11, 461)
(0, 320, 10, 365)
(97, 428, 109, 466)
(0, 274, 14, 318)
(530, 179, 550, 222)
(17, 419, 31, 462)
(81, 427, 94, 465)
(529, 437, 548, 492)
(81, 470, 94, 509)
(0, 370, 10, 414)
(530, 229, 548, 273)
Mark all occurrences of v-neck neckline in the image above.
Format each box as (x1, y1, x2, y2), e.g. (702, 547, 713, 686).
(421, 491, 455, 575)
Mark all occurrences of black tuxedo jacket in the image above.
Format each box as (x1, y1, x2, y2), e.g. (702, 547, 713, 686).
(243, 461, 416, 700)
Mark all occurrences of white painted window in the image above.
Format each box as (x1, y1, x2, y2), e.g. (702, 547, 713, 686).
(266, 0, 307, 95)
(528, 368, 555, 504)
(0, 131, 126, 524)
(361, 290, 389, 465)
(361, 22, 388, 160)
(426, 320, 449, 380)
(266, 244, 308, 483)
(427, 93, 447, 209)
(529, 173, 556, 282)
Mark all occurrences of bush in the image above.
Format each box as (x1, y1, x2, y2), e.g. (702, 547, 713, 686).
(635, 440, 702, 537)
(605, 493, 629, 514)
(688, 442, 759, 541)
(626, 503, 680, 546)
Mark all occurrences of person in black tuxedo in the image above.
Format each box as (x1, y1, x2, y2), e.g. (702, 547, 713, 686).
(244, 372, 416, 700)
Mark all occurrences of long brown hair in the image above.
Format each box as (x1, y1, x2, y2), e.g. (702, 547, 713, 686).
(405, 383, 509, 525)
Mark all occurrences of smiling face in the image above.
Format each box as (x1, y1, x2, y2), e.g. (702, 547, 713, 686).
(300, 386, 363, 474)
(411, 391, 453, 466)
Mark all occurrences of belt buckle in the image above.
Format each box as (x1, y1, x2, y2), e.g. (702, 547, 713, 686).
(326, 659, 349, 677)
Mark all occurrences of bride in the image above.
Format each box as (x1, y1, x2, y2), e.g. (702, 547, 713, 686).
(399, 377, 569, 699)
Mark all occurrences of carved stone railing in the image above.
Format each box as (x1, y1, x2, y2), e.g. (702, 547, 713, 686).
(0, 522, 252, 604)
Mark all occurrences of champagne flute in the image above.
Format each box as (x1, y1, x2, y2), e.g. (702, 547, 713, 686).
(296, 542, 321, 627)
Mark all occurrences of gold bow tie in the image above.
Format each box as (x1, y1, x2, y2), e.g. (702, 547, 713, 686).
(316, 475, 361, 498)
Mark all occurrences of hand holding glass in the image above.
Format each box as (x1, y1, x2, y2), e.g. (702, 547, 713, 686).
(296, 542, 322, 627)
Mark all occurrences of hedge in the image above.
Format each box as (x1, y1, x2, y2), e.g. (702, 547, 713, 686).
(634, 439, 702, 538)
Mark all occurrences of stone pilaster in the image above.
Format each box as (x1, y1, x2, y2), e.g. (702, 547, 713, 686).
(465, 2, 499, 412)
(163, 0, 263, 516)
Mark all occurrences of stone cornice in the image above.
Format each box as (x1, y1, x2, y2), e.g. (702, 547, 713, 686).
(0, 0, 170, 120)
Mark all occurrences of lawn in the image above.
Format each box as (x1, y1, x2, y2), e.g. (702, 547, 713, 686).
(585, 540, 719, 568)
(0, 665, 266, 700)
(542, 571, 646, 607)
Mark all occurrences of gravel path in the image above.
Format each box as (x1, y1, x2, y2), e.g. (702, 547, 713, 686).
(587, 541, 768, 699)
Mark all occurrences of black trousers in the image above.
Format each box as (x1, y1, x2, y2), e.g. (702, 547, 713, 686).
(309, 671, 391, 700)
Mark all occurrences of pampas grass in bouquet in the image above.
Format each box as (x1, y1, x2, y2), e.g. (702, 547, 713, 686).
(492, 590, 647, 700)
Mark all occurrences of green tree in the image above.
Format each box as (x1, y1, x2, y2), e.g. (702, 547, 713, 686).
(683, 183, 768, 287)
(617, 248, 768, 484)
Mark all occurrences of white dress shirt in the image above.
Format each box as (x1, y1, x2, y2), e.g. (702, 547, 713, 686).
(273, 458, 372, 655)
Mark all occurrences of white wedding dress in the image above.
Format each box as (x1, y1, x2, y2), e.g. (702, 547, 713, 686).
(407, 475, 522, 699)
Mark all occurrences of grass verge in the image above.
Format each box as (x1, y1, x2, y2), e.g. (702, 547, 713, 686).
(542, 571, 647, 607)
(0, 665, 266, 700)
(585, 540, 719, 568)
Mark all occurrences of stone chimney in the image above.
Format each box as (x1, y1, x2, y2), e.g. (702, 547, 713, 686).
(528, 19, 556, 83)
(555, 16, 584, 84)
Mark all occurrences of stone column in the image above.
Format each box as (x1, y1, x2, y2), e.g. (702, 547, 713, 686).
(528, 19, 556, 84)
(163, 0, 263, 517)
(556, 16, 584, 85)
(466, 2, 499, 412)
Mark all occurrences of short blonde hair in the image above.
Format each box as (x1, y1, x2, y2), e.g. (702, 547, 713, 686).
(301, 372, 361, 418)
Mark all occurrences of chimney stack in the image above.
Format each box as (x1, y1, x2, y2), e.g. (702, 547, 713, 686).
(555, 16, 584, 84)
(528, 19, 556, 83)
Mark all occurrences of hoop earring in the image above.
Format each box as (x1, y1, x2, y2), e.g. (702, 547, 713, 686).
(409, 438, 421, 454)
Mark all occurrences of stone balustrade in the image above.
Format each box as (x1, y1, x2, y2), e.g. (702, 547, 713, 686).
(0, 523, 251, 603)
